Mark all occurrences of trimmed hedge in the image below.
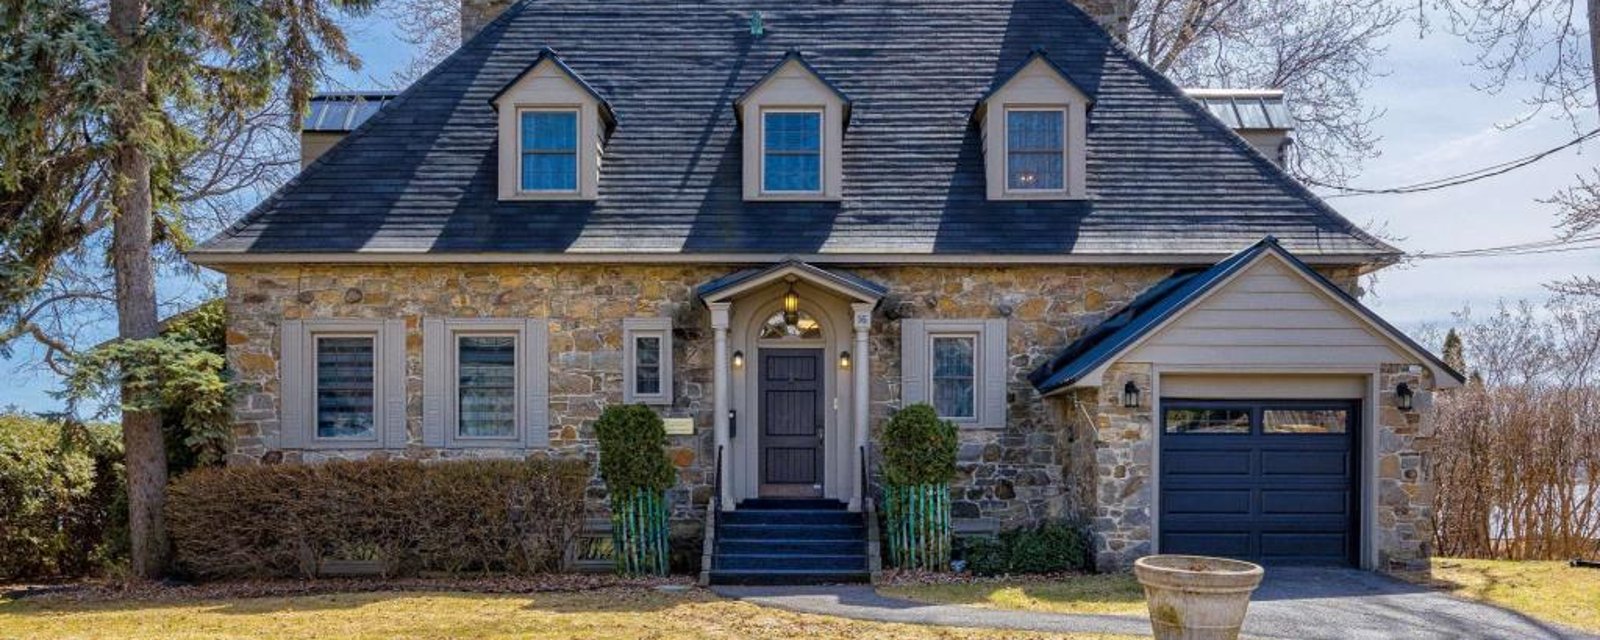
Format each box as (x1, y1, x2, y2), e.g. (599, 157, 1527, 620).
(166, 458, 589, 579)
(880, 404, 958, 486)
(956, 521, 1092, 576)
(0, 413, 124, 580)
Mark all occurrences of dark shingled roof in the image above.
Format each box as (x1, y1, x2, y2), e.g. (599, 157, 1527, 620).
(1028, 238, 1465, 394)
(196, 0, 1396, 261)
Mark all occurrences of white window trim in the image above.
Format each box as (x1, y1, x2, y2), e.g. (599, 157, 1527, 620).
(900, 318, 1008, 429)
(280, 318, 406, 450)
(623, 317, 674, 405)
(423, 317, 551, 449)
(1002, 106, 1070, 197)
(758, 107, 826, 197)
(928, 332, 981, 423)
(515, 106, 582, 196)
(447, 330, 524, 444)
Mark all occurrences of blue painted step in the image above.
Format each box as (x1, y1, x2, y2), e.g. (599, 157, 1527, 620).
(711, 500, 870, 585)
(707, 568, 870, 585)
(721, 509, 862, 526)
(716, 553, 865, 571)
(718, 523, 864, 540)
(737, 498, 847, 510)
(717, 539, 862, 555)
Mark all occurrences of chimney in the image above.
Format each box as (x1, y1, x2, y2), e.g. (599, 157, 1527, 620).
(299, 93, 396, 167)
(1184, 89, 1295, 166)
(461, 0, 516, 43)
(1071, 0, 1133, 42)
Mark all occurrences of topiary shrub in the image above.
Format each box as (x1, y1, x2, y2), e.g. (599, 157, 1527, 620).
(880, 403, 959, 571)
(593, 404, 675, 576)
(165, 457, 589, 579)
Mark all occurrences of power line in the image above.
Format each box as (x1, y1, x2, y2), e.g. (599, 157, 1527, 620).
(1306, 127, 1600, 199)
(1411, 232, 1600, 260)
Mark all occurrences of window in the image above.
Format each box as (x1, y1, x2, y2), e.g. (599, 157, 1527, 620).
(762, 111, 822, 193)
(1264, 408, 1350, 434)
(315, 336, 377, 439)
(901, 319, 1007, 427)
(423, 318, 550, 448)
(1162, 402, 1355, 435)
(623, 317, 673, 405)
(280, 319, 404, 450)
(759, 309, 822, 340)
(456, 335, 517, 438)
(931, 336, 977, 420)
(1006, 109, 1065, 191)
(519, 110, 578, 192)
(1164, 407, 1250, 434)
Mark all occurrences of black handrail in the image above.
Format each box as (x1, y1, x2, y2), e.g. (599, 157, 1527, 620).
(712, 444, 724, 513)
(859, 444, 870, 506)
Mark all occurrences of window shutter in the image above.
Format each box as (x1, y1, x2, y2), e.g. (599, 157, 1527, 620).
(422, 318, 446, 447)
(383, 319, 408, 448)
(899, 319, 927, 406)
(982, 318, 1008, 428)
(279, 320, 305, 449)
(524, 318, 551, 448)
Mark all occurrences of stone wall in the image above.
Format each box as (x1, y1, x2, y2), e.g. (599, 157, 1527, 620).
(1376, 364, 1438, 571)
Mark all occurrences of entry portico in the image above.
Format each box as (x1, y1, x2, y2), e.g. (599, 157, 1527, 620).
(699, 261, 883, 511)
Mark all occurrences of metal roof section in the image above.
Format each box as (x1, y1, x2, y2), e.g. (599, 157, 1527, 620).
(1183, 88, 1292, 130)
(301, 92, 398, 132)
(1028, 237, 1466, 394)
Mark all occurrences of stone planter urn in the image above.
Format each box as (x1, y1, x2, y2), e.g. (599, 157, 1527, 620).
(1134, 555, 1264, 640)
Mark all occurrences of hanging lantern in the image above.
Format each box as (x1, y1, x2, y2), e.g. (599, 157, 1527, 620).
(782, 280, 800, 326)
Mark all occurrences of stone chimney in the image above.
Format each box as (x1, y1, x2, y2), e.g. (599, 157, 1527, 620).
(461, 0, 516, 43)
(1071, 0, 1133, 42)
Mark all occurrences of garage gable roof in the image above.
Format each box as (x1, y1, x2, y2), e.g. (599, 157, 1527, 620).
(1028, 237, 1465, 395)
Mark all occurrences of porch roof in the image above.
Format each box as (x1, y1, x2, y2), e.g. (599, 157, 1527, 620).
(697, 260, 886, 304)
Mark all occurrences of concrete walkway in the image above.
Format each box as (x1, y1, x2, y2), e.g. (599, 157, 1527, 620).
(714, 567, 1598, 639)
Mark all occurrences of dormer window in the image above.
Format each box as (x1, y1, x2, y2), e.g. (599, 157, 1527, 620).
(762, 110, 823, 193)
(519, 109, 579, 192)
(976, 50, 1091, 200)
(490, 49, 616, 201)
(736, 51, 851, 201)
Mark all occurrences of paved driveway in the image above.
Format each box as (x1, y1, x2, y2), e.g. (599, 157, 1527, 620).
(715, 567, 1597, 640)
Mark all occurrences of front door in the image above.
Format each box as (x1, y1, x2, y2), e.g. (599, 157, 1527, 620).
(758, 348, 825, 498)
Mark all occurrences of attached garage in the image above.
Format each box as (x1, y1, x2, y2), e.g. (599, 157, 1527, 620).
(1159, 398, 1358, 565)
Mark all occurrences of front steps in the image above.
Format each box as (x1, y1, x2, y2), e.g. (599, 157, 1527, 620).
(708, 499, 870, 585)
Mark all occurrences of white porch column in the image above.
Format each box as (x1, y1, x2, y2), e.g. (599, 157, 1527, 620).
(850, 302, 873, 511)
(709, 302, 734, 511)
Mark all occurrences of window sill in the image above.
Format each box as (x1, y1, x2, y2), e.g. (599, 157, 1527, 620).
(299, 437, 387, 450)
(500, 192, 593, 202)
(746, 192, 842, 203)
(989, 192, 1092, 202)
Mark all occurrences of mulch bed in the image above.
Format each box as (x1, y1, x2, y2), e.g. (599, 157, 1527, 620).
(878, 569, 1109, 586)
(2, 573, 697, 605)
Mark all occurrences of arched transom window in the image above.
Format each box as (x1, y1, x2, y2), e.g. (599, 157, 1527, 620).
(760, 309, 822, 340)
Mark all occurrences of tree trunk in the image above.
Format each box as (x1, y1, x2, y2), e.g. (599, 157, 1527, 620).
(109, 0, 169, 580)
(1590, 0, 1600, 118)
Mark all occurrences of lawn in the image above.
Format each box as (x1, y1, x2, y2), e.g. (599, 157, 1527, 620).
(1396, 558, 1600, 633)
(878, 574, 1148, 617)
(0, 586, 1128, 640)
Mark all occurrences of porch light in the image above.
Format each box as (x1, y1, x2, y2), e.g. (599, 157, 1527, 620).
(839, 350, 852, 369)
(1121, 380, 1141, 408)
(732, 350, 745, 369)
(782, 280, 801, 326)
(1395, 382, 1414, 411)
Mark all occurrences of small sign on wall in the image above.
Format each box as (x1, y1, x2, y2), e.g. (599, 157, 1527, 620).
(663, 417, 695, 435)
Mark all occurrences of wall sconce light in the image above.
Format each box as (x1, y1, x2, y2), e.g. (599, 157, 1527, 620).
(1121, 380, 1141, 408)
(1395, 382, 1414, 411)
(839, 350, 852, 369)
(732, 350, 745, 369)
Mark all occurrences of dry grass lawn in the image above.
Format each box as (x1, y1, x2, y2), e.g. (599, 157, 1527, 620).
(879, 574, 1148, 617)
(0, 586, 1131, 640)
(1396, 558, 1600, 633)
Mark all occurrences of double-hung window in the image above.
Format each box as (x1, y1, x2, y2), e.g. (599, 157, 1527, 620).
(762, 110, 823, 193)
(623, 317, 673, 405)
(930, 335, 978, 420)
(423, 318, 550, 449)
(901, 319, 1008, 428)
(315, 335, 378, 439)
(519, 109, 579, 192)
(1006, 108, 1066, 191)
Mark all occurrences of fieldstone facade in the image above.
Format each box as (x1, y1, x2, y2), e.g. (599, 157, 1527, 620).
(1376, 364, 1438, 570)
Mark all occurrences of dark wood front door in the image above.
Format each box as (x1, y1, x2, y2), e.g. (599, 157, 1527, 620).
(758, 348, 825, 498)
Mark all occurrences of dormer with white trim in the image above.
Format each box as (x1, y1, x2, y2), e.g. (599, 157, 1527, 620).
(736, 51, 851, 202)
(490, 49, 616, 201)
(975, 49, 1091, 200)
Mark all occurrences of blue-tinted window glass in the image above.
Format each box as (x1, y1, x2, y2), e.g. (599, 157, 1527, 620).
(315, 337, 375, 439)
(762, 111, 822, 192)
(520, 111, 578, 191)
(1007, 110, 1065, 190)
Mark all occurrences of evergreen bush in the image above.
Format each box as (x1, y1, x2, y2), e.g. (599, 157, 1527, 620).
(593, 404, 675, 575)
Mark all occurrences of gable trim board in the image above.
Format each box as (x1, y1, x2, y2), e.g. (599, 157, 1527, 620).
(1031, 237, 1464, 396)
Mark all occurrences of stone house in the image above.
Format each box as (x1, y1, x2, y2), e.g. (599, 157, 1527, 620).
(192, 0, 1463, 582)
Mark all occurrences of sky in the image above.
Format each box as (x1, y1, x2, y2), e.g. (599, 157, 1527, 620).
(1, 6, 1596, 413)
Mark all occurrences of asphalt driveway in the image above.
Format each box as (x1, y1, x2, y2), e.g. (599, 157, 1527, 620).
(715, 566, 1598, 640)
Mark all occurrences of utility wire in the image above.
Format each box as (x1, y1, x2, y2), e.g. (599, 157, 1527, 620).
(1411, 232, 1600, 260)
(1306, 127, 1600, 199)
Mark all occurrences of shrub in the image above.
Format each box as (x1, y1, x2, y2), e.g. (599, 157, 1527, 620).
(880, 404, 957, 486)
(165, 457, 589, 579)
(956, 521, 1092, 576)
(0, 413, 124, 580)
(594, 404, 674, 576)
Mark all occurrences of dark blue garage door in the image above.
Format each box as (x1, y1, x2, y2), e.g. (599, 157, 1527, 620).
(1159, 400, 1358, 565)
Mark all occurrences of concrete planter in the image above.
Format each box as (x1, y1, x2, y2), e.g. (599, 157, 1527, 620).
(1134, 555, 1264, 640)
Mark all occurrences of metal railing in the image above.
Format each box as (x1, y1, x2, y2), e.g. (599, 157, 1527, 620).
(698, 444, 725, 586)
